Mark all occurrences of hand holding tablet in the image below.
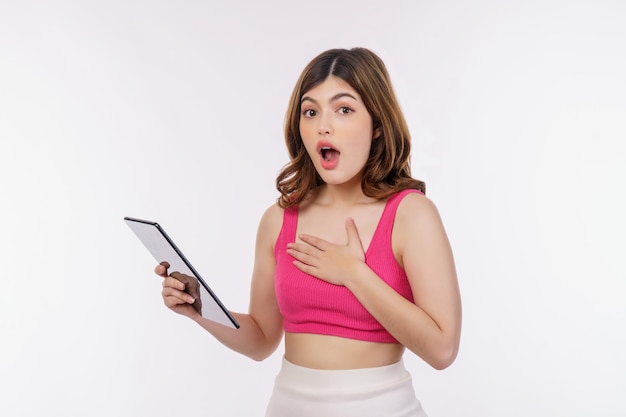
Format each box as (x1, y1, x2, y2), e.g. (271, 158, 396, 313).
(124, 217, 240, 329)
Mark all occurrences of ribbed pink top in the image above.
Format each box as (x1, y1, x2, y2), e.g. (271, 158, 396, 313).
(274, 189, 421, 343)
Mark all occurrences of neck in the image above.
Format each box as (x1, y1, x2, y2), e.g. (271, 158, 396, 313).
(315, 183, 376, 207)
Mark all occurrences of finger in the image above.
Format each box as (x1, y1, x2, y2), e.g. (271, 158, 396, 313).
(170, 272, 198, 291)
(292, 260, 319, 277)
(298, 234, 329, 251)
(287, 247, 319, 267)
(170, 271, 185, 280)
(154, 262, 170, 277)
(164, 295, 196, 310)
(287, 242, 320, 256)
(162, 276, 186, 291)
(345, 218, 364, 251)
(185, 277, 201, 300)
(168, 301, 200, 318)
(162, 287, 196, 305)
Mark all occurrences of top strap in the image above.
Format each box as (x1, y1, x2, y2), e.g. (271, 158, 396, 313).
(375, 189, 424, 243)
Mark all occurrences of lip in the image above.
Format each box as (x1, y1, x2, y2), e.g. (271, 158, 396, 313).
(316, 141, 337, 154)
(316, 141, 340, 170)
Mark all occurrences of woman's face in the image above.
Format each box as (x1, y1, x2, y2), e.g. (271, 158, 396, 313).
(299, 76, 379, 187)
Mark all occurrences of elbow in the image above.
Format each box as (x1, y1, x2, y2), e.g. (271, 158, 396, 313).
(245, 349, 274, 362)
(247, 333, 283, 362)
(427, 322, 462, 370)
(250, 352, 271, 362)
(248, 345, 277, 362)
(428, 347, 458, 370)
(420, 336, 460, 370)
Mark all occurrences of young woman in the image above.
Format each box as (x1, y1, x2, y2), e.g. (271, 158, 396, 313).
(155, 47, 461, 417)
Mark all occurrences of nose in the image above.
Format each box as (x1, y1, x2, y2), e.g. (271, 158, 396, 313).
(317, 112, 332, 136)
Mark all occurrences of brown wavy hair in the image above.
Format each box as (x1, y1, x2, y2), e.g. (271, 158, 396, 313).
(276, 47, 425, 208)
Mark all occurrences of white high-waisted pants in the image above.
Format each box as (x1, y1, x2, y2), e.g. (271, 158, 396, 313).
(265, 357, 428, 417)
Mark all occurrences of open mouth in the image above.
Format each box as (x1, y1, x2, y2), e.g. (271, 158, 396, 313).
(320, 146, 340, 162)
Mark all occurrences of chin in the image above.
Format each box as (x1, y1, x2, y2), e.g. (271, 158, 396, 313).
(318, 172, 361, 187)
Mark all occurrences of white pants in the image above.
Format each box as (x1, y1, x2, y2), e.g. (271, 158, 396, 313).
(265, 357, 428, 417)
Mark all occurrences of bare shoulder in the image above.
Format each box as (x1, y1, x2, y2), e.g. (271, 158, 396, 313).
(256, 202, 284, 249)
(394, 192, 449, 255)
(396, 192, 443, 227)
(260, 202, 284, 222)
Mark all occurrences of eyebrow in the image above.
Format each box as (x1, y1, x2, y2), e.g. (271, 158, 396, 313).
(300, 92, 359, 104)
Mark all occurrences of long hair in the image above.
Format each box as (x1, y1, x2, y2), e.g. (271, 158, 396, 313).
(276, 47, 425, 208)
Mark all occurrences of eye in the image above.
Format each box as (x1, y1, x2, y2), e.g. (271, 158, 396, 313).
(338, 106, 353, 115)
(302, 109, 317, 118)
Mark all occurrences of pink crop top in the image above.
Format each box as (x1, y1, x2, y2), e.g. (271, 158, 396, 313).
(274, 189, 422, 343)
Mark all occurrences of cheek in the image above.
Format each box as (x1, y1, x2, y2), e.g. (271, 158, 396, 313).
(299, 127, 317, 157)
(359, 143, 373, 162)
(356, 127, 375, 156)
(299, 121, 313, 142)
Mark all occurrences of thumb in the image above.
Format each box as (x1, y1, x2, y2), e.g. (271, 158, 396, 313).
(155, 261, 170, 277)
(345, 218, 364, 252)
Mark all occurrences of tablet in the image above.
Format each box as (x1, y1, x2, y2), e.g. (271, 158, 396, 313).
(124, 217, 240, 329)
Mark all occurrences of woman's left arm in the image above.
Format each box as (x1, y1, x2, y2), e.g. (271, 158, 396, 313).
(351, 194, 462, 369)
(288, 193, 462, 369)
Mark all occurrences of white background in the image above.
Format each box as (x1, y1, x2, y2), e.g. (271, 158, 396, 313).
(1, 1, 625, 416)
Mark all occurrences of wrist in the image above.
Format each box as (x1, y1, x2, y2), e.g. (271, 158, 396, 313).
(344, 261, 371, 290)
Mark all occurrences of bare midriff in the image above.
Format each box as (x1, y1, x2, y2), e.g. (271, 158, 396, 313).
(284, 332, 405, 370)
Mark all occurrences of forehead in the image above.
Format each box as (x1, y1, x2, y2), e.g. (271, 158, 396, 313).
(302, 76, 361, 101)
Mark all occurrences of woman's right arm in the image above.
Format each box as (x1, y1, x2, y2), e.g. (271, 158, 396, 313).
(156, 204, 284, 361)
